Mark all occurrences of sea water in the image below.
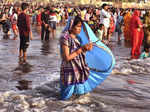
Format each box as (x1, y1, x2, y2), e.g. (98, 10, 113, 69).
(0, 27, 149, 112)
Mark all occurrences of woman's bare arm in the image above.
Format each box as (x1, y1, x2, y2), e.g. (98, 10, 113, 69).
(62, 44, 83, 62)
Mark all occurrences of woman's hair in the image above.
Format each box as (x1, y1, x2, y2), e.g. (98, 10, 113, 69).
(21, 3, 29, 11)
(71, 16, 83, 28)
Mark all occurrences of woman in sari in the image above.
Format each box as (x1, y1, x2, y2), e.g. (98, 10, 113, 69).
(123, 11, 132, 42)
(60, 14, 115, 102)
(60, 16, 93, 101)
(130, 10, 144, 59)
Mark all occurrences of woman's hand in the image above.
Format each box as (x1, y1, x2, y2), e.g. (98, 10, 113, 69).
(82, 43, 93, 51)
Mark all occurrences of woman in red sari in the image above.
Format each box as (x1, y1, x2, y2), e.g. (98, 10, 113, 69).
(130, 10, 144, 59)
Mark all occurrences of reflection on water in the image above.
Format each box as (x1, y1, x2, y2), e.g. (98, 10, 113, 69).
(40, 41, 51, 55)
(16, 79, 32, 90)
(14, 60, 33, 90)
(40, 39, 58, 56)
(14, 60, 33, 73)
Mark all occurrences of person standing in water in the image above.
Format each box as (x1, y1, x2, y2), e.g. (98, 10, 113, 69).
(41, 7, 50, 41)
(17, 2, 32, 62)
(123, 10, 132, 42)
(60, 16, 93, 101)
(100, 4, 111, 41)
(11, 8, 18, 40)
(60, 15, 115, 103)
(49, 9, 57, 39)
(130, 10, 144, 59)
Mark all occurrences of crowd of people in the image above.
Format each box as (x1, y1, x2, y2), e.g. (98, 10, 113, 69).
(0, 1, 150, 101)
(0, 2, 150, 60)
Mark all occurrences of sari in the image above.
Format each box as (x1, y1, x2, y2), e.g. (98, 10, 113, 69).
(60, 16, 115, 100)
(123, 12, 132, 41)
(130, 10, 144, 59)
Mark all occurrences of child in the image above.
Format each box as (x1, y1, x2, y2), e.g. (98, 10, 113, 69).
(97, 24, 104, 41)
(140, 46, 150, 59)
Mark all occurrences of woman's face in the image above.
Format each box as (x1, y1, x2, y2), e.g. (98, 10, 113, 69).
(72, 22, 82, 35)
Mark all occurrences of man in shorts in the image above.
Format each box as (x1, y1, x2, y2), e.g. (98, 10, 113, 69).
(17, 3, 32, 62)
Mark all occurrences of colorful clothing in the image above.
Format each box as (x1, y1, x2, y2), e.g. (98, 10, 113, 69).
(11, 13, 18, 31)
(123, 12, 132, 41)
(17, 12, 30, 52)
(85, 13, 91, 21)
(115, 15, 123, 35)
(60, 18, 115, 100)
(36, 13, 42, 26)
(130, 10, 144, 59)
(109, 16, 115, 34)
(17, 12, 30, 37)
(60, 32, 89, 86)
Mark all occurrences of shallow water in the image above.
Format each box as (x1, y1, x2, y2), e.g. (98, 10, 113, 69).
(0, 27, 150, 112)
